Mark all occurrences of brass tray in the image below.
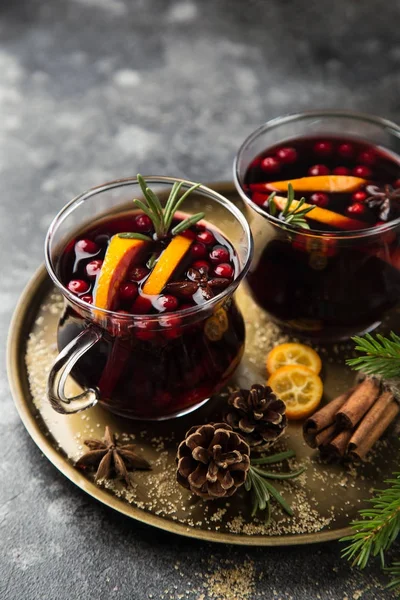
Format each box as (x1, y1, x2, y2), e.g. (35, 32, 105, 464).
(7, 182, 400, 546)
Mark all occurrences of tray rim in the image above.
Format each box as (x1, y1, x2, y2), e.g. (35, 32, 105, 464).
(7, 181, 354, 546)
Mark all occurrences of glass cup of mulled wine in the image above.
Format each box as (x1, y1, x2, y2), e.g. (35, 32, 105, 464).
(45, 176, 253, 420)
(234, 111, 400, 342)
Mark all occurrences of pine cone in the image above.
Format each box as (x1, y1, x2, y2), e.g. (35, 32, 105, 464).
(176, 423, 250, 499)
(225, 384, 287, 452)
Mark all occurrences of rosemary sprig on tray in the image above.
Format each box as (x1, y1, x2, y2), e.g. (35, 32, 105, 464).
(118, 174, 204, 241)
(267, 183, 313, 229)
(245, 449, 306, 523)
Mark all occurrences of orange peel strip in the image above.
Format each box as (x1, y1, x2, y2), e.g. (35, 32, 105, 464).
(273, 195, 366, 230)
(94, 236, 147, 310)
(250, 175, 367, 193)
(142, 234, 193, 295)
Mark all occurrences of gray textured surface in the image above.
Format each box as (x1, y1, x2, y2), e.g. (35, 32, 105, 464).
(1, 1, 400, 598)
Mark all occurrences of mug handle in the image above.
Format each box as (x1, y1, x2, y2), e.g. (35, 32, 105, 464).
(47, 326, 103, 414)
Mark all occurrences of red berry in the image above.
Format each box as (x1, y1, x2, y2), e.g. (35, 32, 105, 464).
(157, 294, 179, 312)
(119, 282, 138, 301)
(209, 245, 230, 264)
(134, 214, 153, 233)
(135, 320, 156, 341)
(196, 230, 215, 245)
(249, 157, 261, 169)
(313, 141, 333, 156)
(161, 315, 183, 339)
(347, 202, 366, 216)
(81, 294, 93, 304)
(260, 156, 280, 173)
(128, 266, 149, 282)
(75, 239, 99, 255)
(338, 143, 354, 158)
(276, 147, 297, 163)
(308, 164, 330, 176)
(358, 150, 376, 165)
(85, 259, 103, 279)
(352, 165, 372, 178)
(192, 260, 210, 270)
(214, 263, 234, 278)
(352, 191, 367, 203)
(332, 166, 350, 176)
(132, 296, 152, 314)
(252, 192, 270, 206)
(309, 193, 329, 208)
(180, 303, 195, 310)
(191, 242, 207, 259)
(394, 179, 400, 189)
(67, 279, 90, 294)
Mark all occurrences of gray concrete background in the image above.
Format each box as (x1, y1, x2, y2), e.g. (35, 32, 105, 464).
(1, 1, 399, 598)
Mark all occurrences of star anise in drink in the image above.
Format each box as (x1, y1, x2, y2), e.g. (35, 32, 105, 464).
(165, 265, 230, 301)
(365, 184, 400, 221)
(75, 426, 151, 486)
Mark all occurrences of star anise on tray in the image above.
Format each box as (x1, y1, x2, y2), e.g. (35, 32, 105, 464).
(365, 184, 400, 221)
(165, 266, 230, 301)
(75, 426, 151, 486)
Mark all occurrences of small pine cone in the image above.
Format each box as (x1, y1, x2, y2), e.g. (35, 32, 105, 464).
(225, 384, 287, 452)
(176, 423, 250, 499)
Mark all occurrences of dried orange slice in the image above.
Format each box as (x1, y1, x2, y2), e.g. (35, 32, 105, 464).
(94, 236, 148, 310)
(266, 343, 322, 375)
(267, 365, 323, 420)
(251, 175, 366, 194)
(273, 195, 366, 230)
(142, 234, 192, 295)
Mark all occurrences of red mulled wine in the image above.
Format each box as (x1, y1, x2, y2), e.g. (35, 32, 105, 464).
(243, 136, 400, 341)
(57, 212, 245, 419)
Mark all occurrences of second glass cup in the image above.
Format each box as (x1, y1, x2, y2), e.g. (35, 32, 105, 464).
(45, 177, 253, 420)
(234, 111, 400, 342)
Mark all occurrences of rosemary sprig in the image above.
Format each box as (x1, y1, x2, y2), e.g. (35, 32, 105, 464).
(119, 174, 204, 241)
(267, 183, 314, 229)
(245, 450, 306, 520)
(346, 332, 400, 379)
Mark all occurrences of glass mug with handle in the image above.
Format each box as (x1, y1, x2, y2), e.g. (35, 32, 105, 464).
(45, 176, 253, 420)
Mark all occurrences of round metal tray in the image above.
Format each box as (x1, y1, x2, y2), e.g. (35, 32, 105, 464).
(7, 182, 400, 546)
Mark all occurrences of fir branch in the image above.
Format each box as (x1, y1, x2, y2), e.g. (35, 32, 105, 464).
(385, 561, 400, 590)
(341, 473, 400, 569)
(347, 332, 400, 379)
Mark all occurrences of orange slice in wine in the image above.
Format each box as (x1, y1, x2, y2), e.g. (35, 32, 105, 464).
(142, 234, 193, 295)
(251, 175, 367, 194)
(273, 195, 366, 230)
(94, 236, 148, 310)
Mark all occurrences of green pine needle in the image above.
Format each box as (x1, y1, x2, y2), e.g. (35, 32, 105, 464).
(347, 331, 400, 379)
(385, 562, 400, 590)
(341, 473, 400, 569)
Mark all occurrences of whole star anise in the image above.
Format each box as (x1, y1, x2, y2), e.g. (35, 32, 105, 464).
(365, 184, 400, 221)
(75, 426, 151, 486)
(165, 265, 230, 301)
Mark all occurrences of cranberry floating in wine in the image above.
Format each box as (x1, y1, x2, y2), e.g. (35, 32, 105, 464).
(234, 112, 400, 341)
(45, 175, 252, 420)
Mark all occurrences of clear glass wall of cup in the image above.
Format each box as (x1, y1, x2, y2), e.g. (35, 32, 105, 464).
(234, 111, 400, 342)
(45, 177, 253, 420)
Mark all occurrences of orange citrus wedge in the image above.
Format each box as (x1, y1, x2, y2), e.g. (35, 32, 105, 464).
(94, 236, 147, 310)
(250, 175, 366, 194)
(142, 234, 192, 295)
(273, 195, 366, 230)
(267, 365, 323, 420)
(266, 343, 322, 375)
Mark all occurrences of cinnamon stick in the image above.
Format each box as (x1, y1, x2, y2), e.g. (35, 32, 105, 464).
(349, 401, 399, 461)
(336, 378, 380, 430)
(303, 388, 355, 448)
(323, 428, 354, 458)
(348, 390, 395, 453)
(315, 423, 337, 448)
